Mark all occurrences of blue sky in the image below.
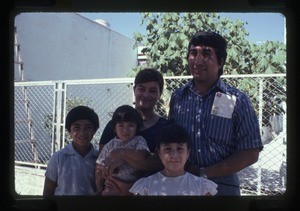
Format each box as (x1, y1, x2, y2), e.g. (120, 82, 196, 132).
(79, 12, 285, 43)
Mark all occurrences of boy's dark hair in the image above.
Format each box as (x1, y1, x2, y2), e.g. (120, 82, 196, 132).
(156, 123, 190, 149)
(111, 105, 143, 132)
(187, 31, 227, 76)
(65, 106, 99, 132)
(134, 68, 164, 94)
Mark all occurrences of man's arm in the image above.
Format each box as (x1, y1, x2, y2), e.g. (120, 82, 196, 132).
(110, 148, 163, 172)
(187, 148, 260, 178)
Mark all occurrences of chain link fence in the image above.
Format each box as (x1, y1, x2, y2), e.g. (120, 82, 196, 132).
(14, 74, 286, 196)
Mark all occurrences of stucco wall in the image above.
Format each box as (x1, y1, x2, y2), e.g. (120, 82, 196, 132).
(14, 12, 138, 81)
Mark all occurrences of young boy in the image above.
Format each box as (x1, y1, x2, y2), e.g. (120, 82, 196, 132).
(129, 123, 218, 196)
(95, 105, 150, 195)
(43, 106, 99, 196)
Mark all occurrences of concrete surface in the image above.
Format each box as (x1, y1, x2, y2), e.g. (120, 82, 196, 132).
(14, 166, 45, 196)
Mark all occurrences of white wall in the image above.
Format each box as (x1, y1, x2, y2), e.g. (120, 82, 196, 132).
(14, 12, 138, 81)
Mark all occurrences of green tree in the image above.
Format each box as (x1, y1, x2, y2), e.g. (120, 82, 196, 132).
(131, 12, 286, 76)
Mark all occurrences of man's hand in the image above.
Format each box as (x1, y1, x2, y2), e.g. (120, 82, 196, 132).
(103, 158, 125, 176)
(101, 176, 133, 196)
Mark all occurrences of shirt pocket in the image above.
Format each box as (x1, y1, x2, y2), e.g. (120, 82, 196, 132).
(205, 114, 234, 145)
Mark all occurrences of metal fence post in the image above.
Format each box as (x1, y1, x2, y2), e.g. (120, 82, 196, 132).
(53, 82, 66, 153)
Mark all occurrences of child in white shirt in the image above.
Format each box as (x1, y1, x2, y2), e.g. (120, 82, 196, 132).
(129, 123, 218, 196)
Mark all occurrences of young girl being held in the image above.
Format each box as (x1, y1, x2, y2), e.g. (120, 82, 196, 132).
(95, 105, 150, 195)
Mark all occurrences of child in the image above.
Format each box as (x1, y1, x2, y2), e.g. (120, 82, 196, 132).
(43, 106, 99, 196)
(95, 105, 150, 195)
(129, 123, 218, 196)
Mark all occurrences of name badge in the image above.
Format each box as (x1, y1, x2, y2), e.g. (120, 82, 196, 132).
(211, 92, 236, 119)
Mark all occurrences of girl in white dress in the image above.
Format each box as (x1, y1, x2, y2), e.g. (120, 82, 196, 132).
(129, 123, 218, 196)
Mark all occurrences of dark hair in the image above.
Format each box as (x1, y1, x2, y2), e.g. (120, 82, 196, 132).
(187, 31, 227, 76)
(133, 68, 164, 94)
(156, 123, 190, 149)
(111, 105, 143, 132)
(65, 106, 99, 132)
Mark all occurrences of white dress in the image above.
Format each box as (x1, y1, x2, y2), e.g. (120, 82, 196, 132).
(129, 171, 218, 196)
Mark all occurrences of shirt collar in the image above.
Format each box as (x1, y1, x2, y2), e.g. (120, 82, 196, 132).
(182, 77, 227, 96)
(64, 142, 98, 158)
(64, 143, 76, 155)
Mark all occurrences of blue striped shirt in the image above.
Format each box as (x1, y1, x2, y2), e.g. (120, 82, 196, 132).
(168, 78, 263, 167)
